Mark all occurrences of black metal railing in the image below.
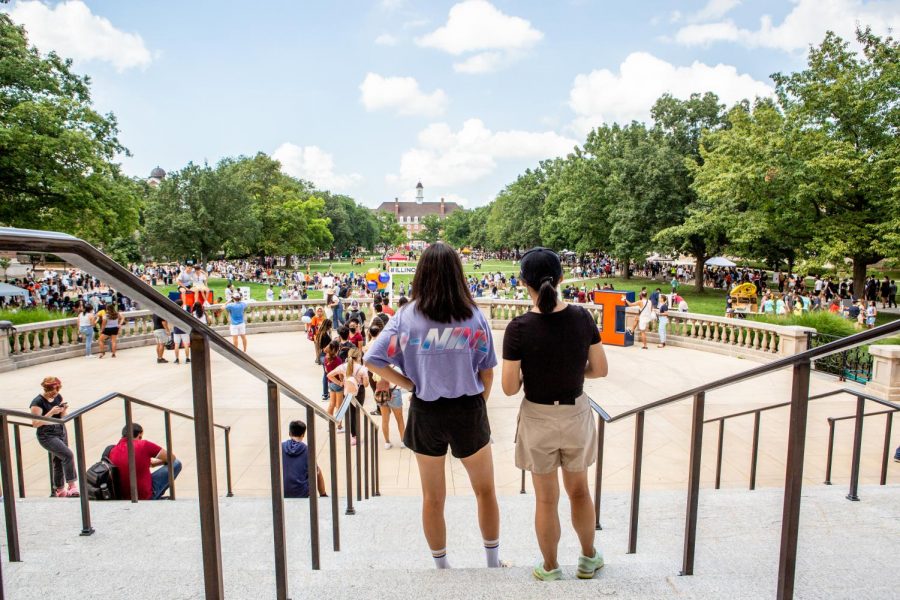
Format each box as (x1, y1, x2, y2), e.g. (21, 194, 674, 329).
(0, 391, 232, 560)
(0, 227, 382, 600)
(704, 388, 897, 500)
(2, 392, 232, 501)
(582, 317, 900, 600)
(809, 332, 874, 382)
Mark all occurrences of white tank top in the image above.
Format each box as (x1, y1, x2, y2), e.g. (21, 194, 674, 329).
(78, 313, 93, 327)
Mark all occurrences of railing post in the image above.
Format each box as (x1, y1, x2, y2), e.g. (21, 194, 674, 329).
(164, 411, 175, 500)
(681, 392, 705, 576)
(846, 396, 865, 501)
(345, 412, 355, 515)
(329, 420, 340, 551)
(824, 419, 835, 485)
(594, 416, 605, 530)
(0, 415, 20, 562)
(124, 398, 138, 503)
(13, 424, 25, 498)
(776, 359, 811, 600)
(306, 404, 321, 570)
(714, 419, 724, 489)
(189, 331, 224, 600)
(266, 381, 290, 599)
(749, 411, 760, 491)
(627, 411, 645, 554)
(355, 406, 362, 502)
(373, 422, 380, 497)
(880, 413, 892, 486)
(224, 427, 234, 497)
(363, 413, 370, 500)
(520, 469, 526, 494)
(73, 416, 94, 536)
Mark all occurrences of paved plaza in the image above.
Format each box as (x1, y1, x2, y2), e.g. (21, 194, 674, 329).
(2, 328, 895, 500)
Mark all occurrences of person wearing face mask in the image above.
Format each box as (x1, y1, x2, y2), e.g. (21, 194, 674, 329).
(347, 318, 364, 349)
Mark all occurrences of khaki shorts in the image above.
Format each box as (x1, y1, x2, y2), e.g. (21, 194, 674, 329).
(515, 392, 597, 474)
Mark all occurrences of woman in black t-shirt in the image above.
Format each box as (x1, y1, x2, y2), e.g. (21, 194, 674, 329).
(28, 376, 79, 497)
(501, 248, 608, 582)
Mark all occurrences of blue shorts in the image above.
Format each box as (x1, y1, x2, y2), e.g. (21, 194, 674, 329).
(328, 382, 343, 393)
(385, 388, 403, 409)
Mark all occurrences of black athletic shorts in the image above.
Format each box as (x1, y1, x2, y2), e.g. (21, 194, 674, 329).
(403, 393, 491, 459)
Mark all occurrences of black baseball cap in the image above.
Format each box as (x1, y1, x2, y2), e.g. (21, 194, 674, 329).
(520, 247, 562, 288)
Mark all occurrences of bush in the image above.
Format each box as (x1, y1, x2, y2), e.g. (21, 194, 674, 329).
(0, 308, 69, 325)
(751, 311, 857, 338)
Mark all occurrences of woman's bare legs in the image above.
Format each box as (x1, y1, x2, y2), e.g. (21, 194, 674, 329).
(561, 469, 596, 558)
(531, 471, 561, 570)
(414, 452, 448, 556)
(391, 407, 405, 439)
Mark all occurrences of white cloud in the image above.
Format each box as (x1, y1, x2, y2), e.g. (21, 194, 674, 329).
(690, 0, 741, 23)
(7, 0, 153, 72)
(374, 33, 399, 46)
(402, 18, 430, 29)
(359, 73, 448, 118)
(674, 0, 900, 52)
(272, 144, 362, 191)
(416, 0, 543, 73)
(568, 52, 773, 133)
(386, 119, 577, 188)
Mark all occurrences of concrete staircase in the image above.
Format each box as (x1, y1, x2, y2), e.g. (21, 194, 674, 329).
(3, 485, 898, 599)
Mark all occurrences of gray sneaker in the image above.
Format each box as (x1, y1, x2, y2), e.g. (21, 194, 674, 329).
(576, 549, 604, 579)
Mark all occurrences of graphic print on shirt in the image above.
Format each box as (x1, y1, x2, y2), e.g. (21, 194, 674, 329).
(386, 326, 490, 357)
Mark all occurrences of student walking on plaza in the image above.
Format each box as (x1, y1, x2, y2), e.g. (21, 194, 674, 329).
(501, 247, 608, 581)
(98, 302, 124, 358)
(29, 377, 79, 497)
(77, 304, 96, 357)
(365, 242, 503, 569)
(226, 293, 248, 351)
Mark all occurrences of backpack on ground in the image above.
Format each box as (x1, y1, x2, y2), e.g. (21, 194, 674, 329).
(86, 445, 120, 500)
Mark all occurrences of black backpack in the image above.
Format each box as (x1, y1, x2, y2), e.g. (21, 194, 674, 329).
(339, 286, 349, 299)
(86, 445, 120, 500)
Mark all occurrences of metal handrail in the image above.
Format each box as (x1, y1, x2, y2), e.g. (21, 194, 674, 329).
(0, 227, 333, 422)
(584, 319, 900, 600)
(603, 319, 900, 423)
(0, 227, 383, 600)
(1, 392, 232, 498)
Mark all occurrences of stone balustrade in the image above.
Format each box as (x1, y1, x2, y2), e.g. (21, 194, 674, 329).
(0, 299, 375, 372)
(1, 296, 814, 371)
(475, 298, 812, 361)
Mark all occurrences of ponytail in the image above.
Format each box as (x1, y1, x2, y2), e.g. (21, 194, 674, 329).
(537, 276, 558, 314)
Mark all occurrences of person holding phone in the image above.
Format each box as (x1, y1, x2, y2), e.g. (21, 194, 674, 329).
(29, 376, 79, 497)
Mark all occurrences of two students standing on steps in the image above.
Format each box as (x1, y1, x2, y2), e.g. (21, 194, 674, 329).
(365, 243, 608, 579)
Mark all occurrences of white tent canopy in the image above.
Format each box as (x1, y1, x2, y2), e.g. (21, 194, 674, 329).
(0, 283, 28, 297)
(705, 256, 736, 267)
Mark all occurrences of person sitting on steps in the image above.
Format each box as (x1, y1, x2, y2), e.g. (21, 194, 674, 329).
(282, 420, 327, 498)
(109, 423, 182, 500)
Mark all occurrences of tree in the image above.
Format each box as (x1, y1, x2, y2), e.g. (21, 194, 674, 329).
(374, 210, 406, 248)
(319, 192, 377, 253)
(467, 206, 491, 249)
(0, 257, 10, 282)
(442, 209, 471, 248)
(421, 215, 443, 244)
(771, 29, 899, 295)
(691, 99, 815, 274)
(0, 14, 141, 243)
(143, 162, 260, 261)
(651, 93, 729, 291)
(220, 154, 332, 256)
(540, 154, 610, 254)
(487, 168, 547, 250)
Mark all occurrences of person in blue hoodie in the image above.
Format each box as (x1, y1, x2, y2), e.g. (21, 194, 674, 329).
(282, 420, 327, 498)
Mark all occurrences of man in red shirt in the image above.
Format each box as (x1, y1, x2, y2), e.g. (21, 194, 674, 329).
(109, 423, 181, 500)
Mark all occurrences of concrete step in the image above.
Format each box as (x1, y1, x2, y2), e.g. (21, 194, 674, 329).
(3, 485, 898, 599)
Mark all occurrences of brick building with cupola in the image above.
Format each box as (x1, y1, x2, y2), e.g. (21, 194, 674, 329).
(374, 182, 461, 248)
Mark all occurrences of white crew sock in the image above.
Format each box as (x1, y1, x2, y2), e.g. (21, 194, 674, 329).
(431, 548, 451, 569)
(484, 539, 501, 568)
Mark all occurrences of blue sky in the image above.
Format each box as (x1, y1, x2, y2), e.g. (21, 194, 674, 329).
(5, 0, 899, 208)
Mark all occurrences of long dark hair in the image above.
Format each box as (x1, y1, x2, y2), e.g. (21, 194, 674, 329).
(411, 242, 474, 323)
(536, 278, 558, 314)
